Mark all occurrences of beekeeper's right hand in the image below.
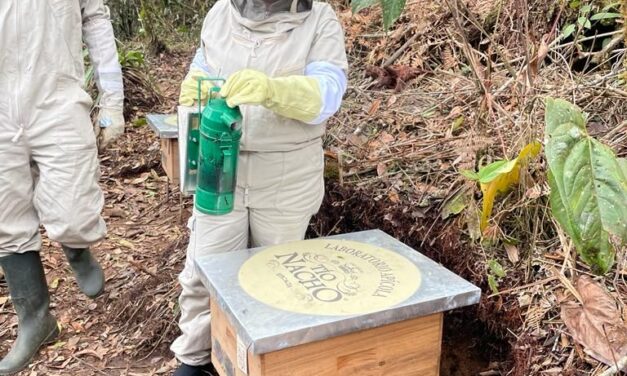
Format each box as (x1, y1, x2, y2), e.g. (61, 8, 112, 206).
(179, 69, 213, 106)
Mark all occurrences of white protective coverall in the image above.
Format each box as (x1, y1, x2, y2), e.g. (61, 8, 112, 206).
(0, 0, 123, 257)
(171, 0, 348, 366)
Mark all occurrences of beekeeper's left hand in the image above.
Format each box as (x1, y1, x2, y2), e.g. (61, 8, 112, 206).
(95, 108, 125, 150)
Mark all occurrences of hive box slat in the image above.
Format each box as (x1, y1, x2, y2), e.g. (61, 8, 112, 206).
(159, 138, 179, 184)
(211, 297, 443, 376)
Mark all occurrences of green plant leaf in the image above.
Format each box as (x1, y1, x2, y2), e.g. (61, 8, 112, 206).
(461, 170, 480, 180)
(133, 118, 148, 127)
(590, 12, 622, 20)
(475, 142, 542, 231)
(619, 158, 627, 178)
(441, 190, 469, 220)
(464, 199, 482, 241)
(351, 0, 378, 14)
(601, 1, 621, 11)
(50, 278, 60, 289)
(580, 5, 592, 15)
(547, 170, 577, 238)
(381, 0, 406, 30)
(561, 24, 577, 39)
(487, 274, 499, 294)
(545, 98, 627, 274)
(477, 159, 519, 183)
(451, 116, 465, 133)
(577, 16, 592, 29)
(545, 98, 586, 134)
(488, 259, 506, 278)
(83, 65, 94, 88)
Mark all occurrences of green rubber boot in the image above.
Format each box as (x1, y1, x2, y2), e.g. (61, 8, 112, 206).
(0, 252, 59, 375)
(61, 246, 105, 299)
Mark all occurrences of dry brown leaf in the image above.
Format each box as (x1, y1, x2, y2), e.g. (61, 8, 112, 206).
(73, 348, 105, 361)
(389, 65, 422, 91)
(365, 65, 423, 92)
(118, 239, 136, 250)
(469, 0, 499, 20)
(441, 46, 456, 70)
(346, 133, 367, 146)
(561, 333, 570, 348)
(107, 207, 126, 218)
(67, 336, 80, 350)
(387, 95, 398, 106)
(529, 35, 550, 81)
(561, 276, 627, 367)
(376, 162, 387, 177)
(540, 367, 563, 374)
(388, 189, 400, 203)
(525, 184, 545, 199)
(367, 99, 381, 116)
(504, 243, 519, 264)
(131, 172, 151, 185)
(379, 131, 395, 145)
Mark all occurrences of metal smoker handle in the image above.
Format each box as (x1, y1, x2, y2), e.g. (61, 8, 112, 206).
(197, 77, 226, 116)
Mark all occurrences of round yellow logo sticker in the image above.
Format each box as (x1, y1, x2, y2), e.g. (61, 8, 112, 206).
(238, 239, 421, 316)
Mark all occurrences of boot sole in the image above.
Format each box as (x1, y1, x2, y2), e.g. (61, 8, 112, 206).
(0, 321, 60, 376)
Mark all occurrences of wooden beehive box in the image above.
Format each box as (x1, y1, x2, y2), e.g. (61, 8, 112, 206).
(195, 230, 480, 376)
(146, 114, 179, 184)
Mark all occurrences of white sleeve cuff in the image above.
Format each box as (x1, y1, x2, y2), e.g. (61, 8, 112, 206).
(304, 61, 347, 125)
(83, 17, 124, 110)
(190, 48, 214, 75)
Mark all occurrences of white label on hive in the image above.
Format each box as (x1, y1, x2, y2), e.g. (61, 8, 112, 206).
(238, 239, 421, 316)
(237, 335, 248, 374)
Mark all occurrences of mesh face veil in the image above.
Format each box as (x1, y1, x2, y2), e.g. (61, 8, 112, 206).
(231, 0, 313, 20)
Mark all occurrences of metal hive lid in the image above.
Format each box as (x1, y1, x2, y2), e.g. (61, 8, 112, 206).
(195, 229, 480, 355)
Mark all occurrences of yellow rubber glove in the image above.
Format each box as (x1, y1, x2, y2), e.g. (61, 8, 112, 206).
(220, 69, 322, 123)
(179, 69, 213, 106)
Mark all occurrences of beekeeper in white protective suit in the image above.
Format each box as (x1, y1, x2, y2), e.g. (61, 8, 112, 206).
(171, 0, 348, 373)
(0, 0, 124, 373)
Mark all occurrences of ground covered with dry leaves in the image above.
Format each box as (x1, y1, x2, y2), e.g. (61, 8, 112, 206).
(1, 0, 626, 375)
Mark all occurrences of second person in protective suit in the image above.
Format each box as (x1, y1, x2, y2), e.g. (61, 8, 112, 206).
(0, 0, 124, 374)
(171, 0, 348, 374)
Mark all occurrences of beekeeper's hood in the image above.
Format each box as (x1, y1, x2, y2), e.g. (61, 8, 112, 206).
(231, 0, 312, 22)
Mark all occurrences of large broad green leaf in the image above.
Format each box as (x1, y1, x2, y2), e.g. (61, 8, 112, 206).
(545, 99, 627, 274)
(381, 0, 406, 30)
(351, 0, 378, 14)
(545, 97, 586, 134)
(619, 158, 627, 180)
